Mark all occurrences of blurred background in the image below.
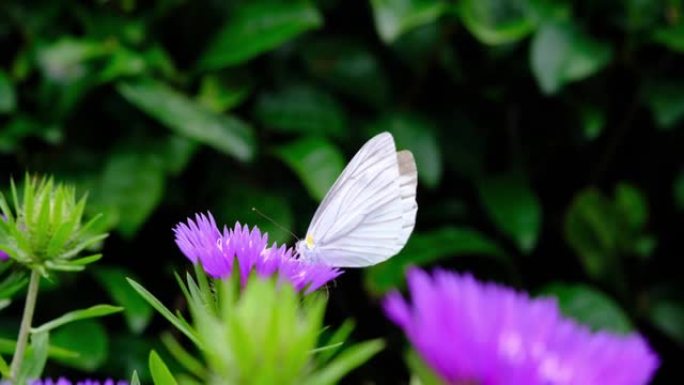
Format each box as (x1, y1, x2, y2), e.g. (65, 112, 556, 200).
(1, 0, 683, 383)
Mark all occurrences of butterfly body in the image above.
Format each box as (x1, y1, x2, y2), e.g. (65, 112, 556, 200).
(296, 132, 418, 267)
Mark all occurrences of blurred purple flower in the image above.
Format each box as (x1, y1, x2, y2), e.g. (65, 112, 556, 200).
(173, 212, 341, 293)
(384, 268, 659, 385)
(1, 379, 127, 385)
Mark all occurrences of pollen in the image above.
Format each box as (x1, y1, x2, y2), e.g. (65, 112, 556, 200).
(305, 233, 315, 249)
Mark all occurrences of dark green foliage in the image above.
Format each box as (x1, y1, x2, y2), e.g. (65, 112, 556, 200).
(1, 0, 683, 382)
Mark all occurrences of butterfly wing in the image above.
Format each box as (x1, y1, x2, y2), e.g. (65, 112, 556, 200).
(304, 132, 418, 267)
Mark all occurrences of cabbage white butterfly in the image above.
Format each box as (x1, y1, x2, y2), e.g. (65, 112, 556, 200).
(296, 132, 418, 267)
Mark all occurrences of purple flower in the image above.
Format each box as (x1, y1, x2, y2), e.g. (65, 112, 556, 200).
(173, 212, 342, 293)
(0, 379, 127, 385)
(384, 268, 659, 385)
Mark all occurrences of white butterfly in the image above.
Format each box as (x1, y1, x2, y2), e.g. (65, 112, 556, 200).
(296, 132, 418, 267)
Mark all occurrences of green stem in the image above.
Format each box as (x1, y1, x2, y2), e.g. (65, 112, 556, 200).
(9, 269, 41, 382)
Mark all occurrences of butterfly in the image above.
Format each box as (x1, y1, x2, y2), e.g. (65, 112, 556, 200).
(296, 132, 418, 267)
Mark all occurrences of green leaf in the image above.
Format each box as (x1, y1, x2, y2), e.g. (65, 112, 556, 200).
(458, 0, 535, 45)
(370, 0, 447, 43)
(94, 267, 154, 334)
(199, 0, 322, 70)
(156, 135, 199, 176)
(149, 350, 179, 385)
(316, 320, 356, 364)
(35, 37, 111, 83)
(117, 79, 255, 161)
(127, 278, 200, 346)
(302, 38, 389, 108)
(580, 104, 606, 140)
(160, 332, 206, 379)
(17, 331, 49, 383)
(643, 80, 684, 130)
(275, 137, 345, 201)
(652, 22, 684, 53)
(94, 151, 166, 237)
(368, 113, 442, 188)
(365, 227, 508, 295)
(477, 173, 542, 253)
(406, 349, 446, 385)
(254, 84, 347, 139)
(564, 188, 618, 279)
(0, 70, 16, 114)
(541, 283, 633, 333)
(614, 183, 648, 230)
(675, 171, 684, 211)
(307, 339, 384, 385)
(32, 304, 123, 334)
(51, 319, 109, 371)
(0, 353, 9, 378)
(649, 299, 684, 346)
(131, 371, 141, 385)
(0, 338, 79, 360)
(531, 22, 612, 94)
(197, 73, 253, 113)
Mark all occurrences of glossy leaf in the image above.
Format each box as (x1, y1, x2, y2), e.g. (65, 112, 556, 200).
(458, 0, 535, 45)
(542, 283, 633, 333)
(564, 188, 619, 279)
(580, 104, 606, 140)
(675, 171, 684, 211)
(0, 70, 16, 114)
(614, 183, 648, 230)
(565, 184, 654, 280)
(370, 0, 447, 43)
(197, 73, 252, 113)
(531, 22, 612, 94)
(254, 84, 347, 138)
(275, 137, 345, 201)
(199, 0, 322, 70)
(51, 320, 109, 371)
(117, 79, 255, 161)
(94, 267, 154, 334)
(643, 80, 684, 130)
(365, 227, 508, 295)
(477, 173, 542, 253)
(650, 299, 684, 346)
(653, 23, 684, 53)
(94, 151, 166, 237)
(302, 38, 389, 108)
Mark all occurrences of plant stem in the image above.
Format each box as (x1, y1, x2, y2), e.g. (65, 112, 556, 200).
(9, 269, 41, 381)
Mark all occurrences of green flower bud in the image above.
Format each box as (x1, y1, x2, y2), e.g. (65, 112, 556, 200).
(0, 174, 107, 274)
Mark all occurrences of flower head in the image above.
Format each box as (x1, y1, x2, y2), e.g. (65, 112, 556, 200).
(384, 268, 659, 385)
(173, 212, 341, 292)
(0, 175, 107, 272)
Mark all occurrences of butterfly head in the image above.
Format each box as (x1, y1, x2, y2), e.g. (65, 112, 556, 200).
(296, 233, 316, 260)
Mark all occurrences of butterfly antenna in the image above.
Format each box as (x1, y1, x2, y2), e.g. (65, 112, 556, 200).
(251, 207, 300, 241)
